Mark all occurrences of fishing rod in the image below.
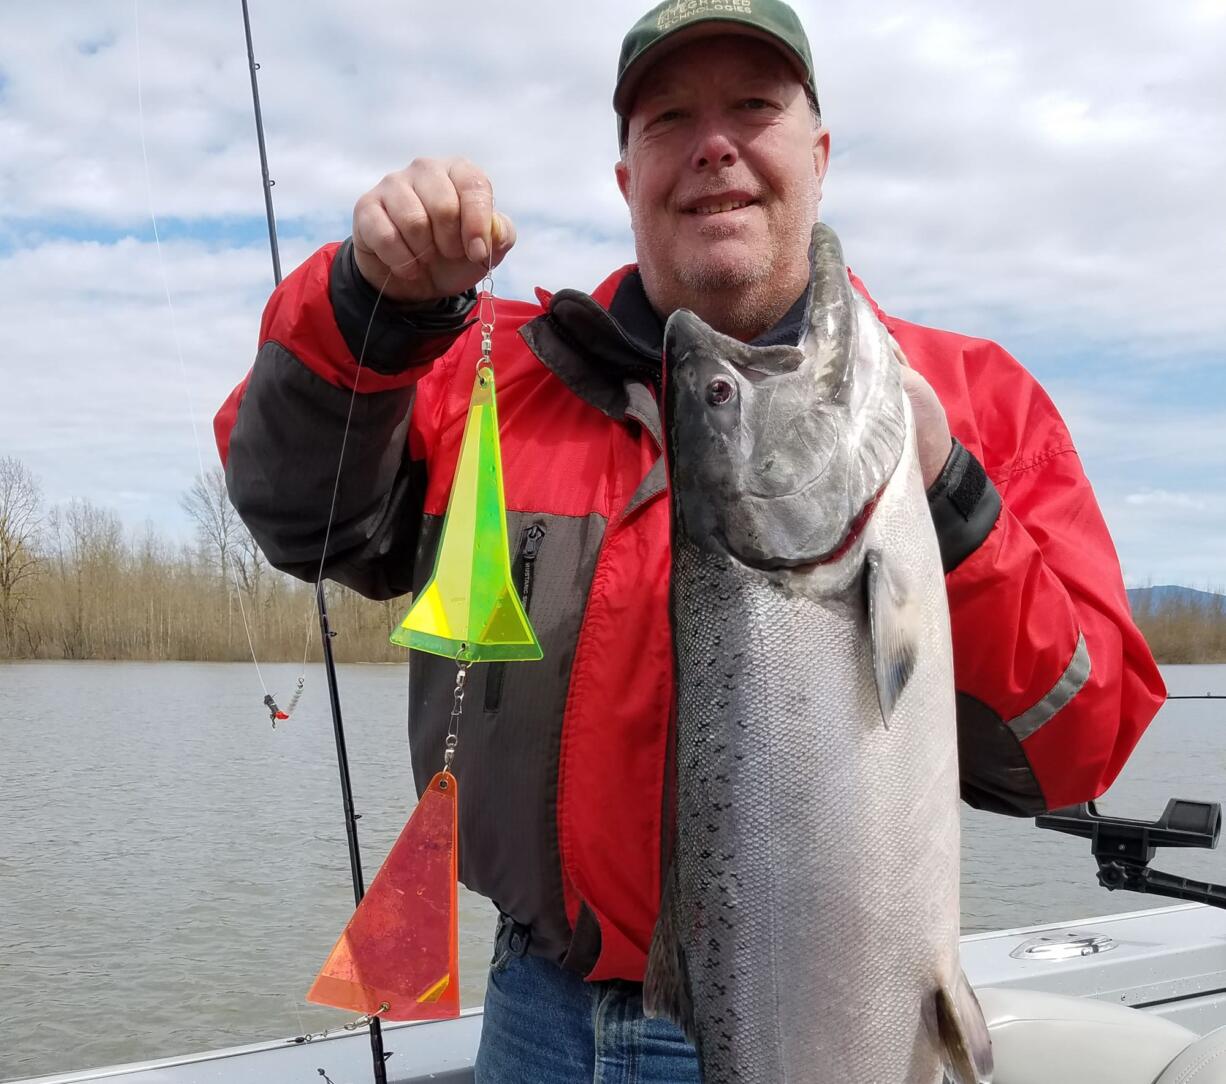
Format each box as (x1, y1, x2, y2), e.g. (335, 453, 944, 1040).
(240, 3, 389, 1081)
(1166, 694, 1226, 700)
(242, 0, 281, 287)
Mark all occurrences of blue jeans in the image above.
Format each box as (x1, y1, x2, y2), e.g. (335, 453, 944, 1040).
(474, 952, 701, 1083)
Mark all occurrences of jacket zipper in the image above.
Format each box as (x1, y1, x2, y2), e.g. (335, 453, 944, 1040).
(484, 522, 546, 713)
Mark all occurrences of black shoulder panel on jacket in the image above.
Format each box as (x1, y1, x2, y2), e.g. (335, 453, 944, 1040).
(225, 340, 423, 600)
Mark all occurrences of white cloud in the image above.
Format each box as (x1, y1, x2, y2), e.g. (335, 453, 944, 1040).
(1125, 490, 1210, 511)
(1, 236, 269, 529)
(1, 0, 1223, 582)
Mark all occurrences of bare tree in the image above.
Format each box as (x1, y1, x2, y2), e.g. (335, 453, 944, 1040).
(0, 456, 44, 655)
(232, 522, 268, 607)
(180, 466, 269, 614)
(180, 467, 242, 584)
(51, 498, 124, 659)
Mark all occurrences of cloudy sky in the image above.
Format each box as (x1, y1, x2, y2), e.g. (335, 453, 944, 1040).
(2, 0, 1223, 586)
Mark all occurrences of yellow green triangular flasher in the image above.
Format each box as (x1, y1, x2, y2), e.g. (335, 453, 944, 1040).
(391, 366, 542, 662)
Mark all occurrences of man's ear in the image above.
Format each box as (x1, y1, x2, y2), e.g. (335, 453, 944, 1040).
(615, 157, 631, 205)
(812, 126, 831, 201)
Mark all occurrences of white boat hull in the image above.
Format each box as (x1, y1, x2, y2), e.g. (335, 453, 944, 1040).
(14, 903, 1226, 1084)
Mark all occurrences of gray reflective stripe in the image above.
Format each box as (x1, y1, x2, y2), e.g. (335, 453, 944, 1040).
(226, 340, 422, 597)
(1007, 633, 1092, 741)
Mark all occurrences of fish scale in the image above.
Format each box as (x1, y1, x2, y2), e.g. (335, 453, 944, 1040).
(669, 486, 959, 1081)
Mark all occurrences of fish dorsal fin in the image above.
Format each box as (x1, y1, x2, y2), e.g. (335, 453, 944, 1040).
(798, 222, 856, 403)
(802, 223, 909, 529)
(642, 862, 698, 1044)
(865, 550, 919, 726)
(935, 969, 995, 1084)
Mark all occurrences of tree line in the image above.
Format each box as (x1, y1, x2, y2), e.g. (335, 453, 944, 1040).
(1128, 589, 1226, 666)
(0, 456, 406, 663)
(0, 454, 1222, 665)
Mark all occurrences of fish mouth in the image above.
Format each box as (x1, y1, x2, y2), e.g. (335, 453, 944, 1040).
(729, 488, 884, 572)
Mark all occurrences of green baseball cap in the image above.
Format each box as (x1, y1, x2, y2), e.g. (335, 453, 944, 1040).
(614, 0, 819, 145)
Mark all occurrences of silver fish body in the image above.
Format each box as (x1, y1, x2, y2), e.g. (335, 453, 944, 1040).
(647, 223, 992, 1084)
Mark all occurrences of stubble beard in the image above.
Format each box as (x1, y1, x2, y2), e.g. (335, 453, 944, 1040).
(673, 252, 775, 340)
(638, 235, 787, 343)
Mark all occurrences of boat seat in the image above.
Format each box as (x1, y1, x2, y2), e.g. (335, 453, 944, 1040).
(978, 986, 1226, 1084)
(1153, 1024, 1226, 1083)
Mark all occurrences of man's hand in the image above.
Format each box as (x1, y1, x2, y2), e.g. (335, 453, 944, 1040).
(352, 157, 516, 303)
(890, 338, 953, 489)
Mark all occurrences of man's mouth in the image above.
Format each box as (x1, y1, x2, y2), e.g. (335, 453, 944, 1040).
(683, 196, 757, 216)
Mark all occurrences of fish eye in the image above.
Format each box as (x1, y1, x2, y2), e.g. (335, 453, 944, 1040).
(706, 376, 736, 406)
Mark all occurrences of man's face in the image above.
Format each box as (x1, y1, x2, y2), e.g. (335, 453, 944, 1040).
(615, 34, 830, 339)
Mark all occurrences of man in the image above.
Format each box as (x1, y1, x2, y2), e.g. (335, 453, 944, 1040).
(215, 2, 1166, 1079)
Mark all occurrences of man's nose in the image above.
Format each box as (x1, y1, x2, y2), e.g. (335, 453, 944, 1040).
(690, 121, 738, 171)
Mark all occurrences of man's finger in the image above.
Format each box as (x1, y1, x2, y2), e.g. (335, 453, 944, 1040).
(379, 179, 434, 271)
(354, 197, 416, 274)
(411, 162, 464, 262)
(450, 159, 496, 267)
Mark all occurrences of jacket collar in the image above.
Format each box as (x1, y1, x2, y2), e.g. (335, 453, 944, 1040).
(519, 271, 660, 428)
(519, 264, 826, 425)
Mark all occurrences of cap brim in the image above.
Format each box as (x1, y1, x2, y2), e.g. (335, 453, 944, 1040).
(614, 20, 811, 118)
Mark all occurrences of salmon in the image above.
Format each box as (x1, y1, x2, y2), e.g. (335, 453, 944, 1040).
(646, 222, 993, 1084)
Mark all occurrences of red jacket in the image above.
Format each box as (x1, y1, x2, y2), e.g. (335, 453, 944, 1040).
(216, 240, 1165, 982)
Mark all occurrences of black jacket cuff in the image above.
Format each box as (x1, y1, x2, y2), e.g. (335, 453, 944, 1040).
(329, 238, 477, 375)
(927, 439, 1002, 573)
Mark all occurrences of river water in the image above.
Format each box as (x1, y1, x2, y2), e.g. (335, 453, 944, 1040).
(1, 660, 1223, 1080)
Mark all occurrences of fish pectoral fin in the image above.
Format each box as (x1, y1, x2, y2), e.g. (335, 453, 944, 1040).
(865, 550, 919, 726)
(642, 862, 697, 1043)
(935, 970, 994, 1084)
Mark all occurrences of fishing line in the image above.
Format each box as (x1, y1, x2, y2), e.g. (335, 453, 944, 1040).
(133, 2, 346, 1065)
(134, 2, 441, 726)
(141, 0, 498, 1051)
(302, 231, 503, 605)
(267, 238, 456, 721)
(280, 242, 442, 718)
(134, 6, 462, 1076)
(133, 0, 275, 706)
(300, 246, 437, 670)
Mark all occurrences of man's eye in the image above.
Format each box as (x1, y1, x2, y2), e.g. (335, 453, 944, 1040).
(652, 109, 683, 125)
(741, 98, 771, 111)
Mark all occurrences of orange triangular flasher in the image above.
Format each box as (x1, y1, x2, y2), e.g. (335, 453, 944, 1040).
(307, 770, 459, 1021)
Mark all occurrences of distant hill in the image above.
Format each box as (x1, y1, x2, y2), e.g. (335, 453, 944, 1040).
(1128, 585, 1225, 612)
